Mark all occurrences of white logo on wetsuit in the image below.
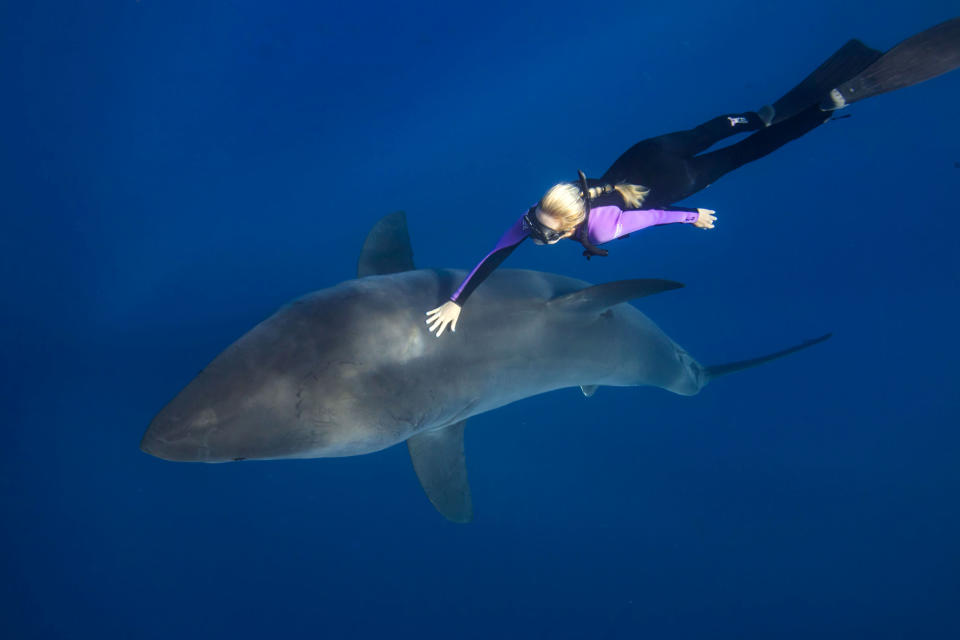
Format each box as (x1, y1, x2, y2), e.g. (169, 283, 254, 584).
(728, 116, 749, 126)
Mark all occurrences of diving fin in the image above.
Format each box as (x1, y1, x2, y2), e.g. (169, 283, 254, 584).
(826, 18, 960, 109)
(705, 333, 832, 380)
(765, 39, 883, 125)
(407, 420, 472, 523)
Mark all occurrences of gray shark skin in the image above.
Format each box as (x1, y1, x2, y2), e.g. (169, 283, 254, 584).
(142, 212, 828, 522)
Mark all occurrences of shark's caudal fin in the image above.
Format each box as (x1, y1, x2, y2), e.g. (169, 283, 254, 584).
(549, 279, 684, 312)
(705, 333, 832, 380)
(407, 421, 472, 523)
(357, 211, 417, 277)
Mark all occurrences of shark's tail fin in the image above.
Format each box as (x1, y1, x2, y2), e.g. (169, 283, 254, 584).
(705, 333, 832, 381)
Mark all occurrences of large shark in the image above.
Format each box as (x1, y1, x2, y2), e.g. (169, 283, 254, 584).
(141, 212, 828, 522)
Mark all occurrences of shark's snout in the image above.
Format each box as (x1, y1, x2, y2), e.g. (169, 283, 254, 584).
(140, 432, 196, 462)
(140, 425, 199, 462)
(140, 407, 218, 462)
(142, 394, 305, 462)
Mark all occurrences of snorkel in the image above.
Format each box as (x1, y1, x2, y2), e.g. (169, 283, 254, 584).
(577, 170, 608, 260)
(524, 171, 615, 256)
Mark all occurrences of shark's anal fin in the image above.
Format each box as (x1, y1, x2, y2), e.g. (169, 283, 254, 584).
(407, 420, 472, 523)
(357, 211, 416, 277)
(549, 279, 684, 313)
(580, 385, 598, 397)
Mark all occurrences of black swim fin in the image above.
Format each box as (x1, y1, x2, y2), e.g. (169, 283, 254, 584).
(825, 17, 960, 109)
(764, 39, 883, 125)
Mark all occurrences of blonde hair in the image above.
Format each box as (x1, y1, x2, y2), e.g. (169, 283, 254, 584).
(538, 183, 586, 231)
(610, 183, 650, 209)
(537, 181, 650, 231)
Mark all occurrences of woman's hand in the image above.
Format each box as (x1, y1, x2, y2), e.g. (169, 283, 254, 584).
(425, 300, 462, 337)
(694, 208, 716, 229)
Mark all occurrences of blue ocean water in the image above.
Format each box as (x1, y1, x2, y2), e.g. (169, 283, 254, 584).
(2, 1, 958, 637)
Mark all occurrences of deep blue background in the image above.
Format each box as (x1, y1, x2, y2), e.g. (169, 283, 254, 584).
(2, 1, 958, 638)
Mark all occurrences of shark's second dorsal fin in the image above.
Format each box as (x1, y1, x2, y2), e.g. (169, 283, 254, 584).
(580, 385, 598, 397)
(407, 420, 472, 523)
(549, 279, 684, 313)
(357, 211, 416, 277)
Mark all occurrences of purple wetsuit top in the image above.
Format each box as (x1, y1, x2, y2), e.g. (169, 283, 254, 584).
(450, 205, 699, 305)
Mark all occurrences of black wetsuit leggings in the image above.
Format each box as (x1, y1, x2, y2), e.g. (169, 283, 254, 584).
(600, 105, 830, 208)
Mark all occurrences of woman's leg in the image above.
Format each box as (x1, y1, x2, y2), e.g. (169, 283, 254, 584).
(598, 113, 765, 206)
(647, 112, 767, 156)
(683, 105, 830, 194)
(602, 112, 765, 182)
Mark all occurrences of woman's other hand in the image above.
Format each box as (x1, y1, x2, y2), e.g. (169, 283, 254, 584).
(425, 301, 462, 337)
(694, 208, 716, 229)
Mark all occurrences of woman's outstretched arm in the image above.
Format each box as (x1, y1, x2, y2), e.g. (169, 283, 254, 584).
(584, 205, 715, 244)
(426, 217, 528, 337)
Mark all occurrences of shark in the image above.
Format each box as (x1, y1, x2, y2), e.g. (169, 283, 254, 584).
(141, 212, 829, 522)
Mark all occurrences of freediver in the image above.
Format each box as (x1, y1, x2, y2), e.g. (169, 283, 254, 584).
(425, 18, 960, 337)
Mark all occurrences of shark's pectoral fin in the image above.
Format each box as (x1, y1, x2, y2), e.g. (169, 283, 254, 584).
(357, 211, 416, 277)
(580, 385, 598, 397)
(548, 279, 684, 312)
(407, 420, 472, 523)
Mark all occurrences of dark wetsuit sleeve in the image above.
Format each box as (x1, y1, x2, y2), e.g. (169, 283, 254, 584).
(450, 217, 528, 306)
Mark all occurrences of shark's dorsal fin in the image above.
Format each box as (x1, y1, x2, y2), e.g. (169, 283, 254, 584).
(549, 279, 684, 313)
(580, 385, 598, 397)
(407, 420, 472, 523)
(357, 211, 416, 277)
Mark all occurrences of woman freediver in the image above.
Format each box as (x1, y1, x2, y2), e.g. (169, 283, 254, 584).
(424, 18, 960, 338)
